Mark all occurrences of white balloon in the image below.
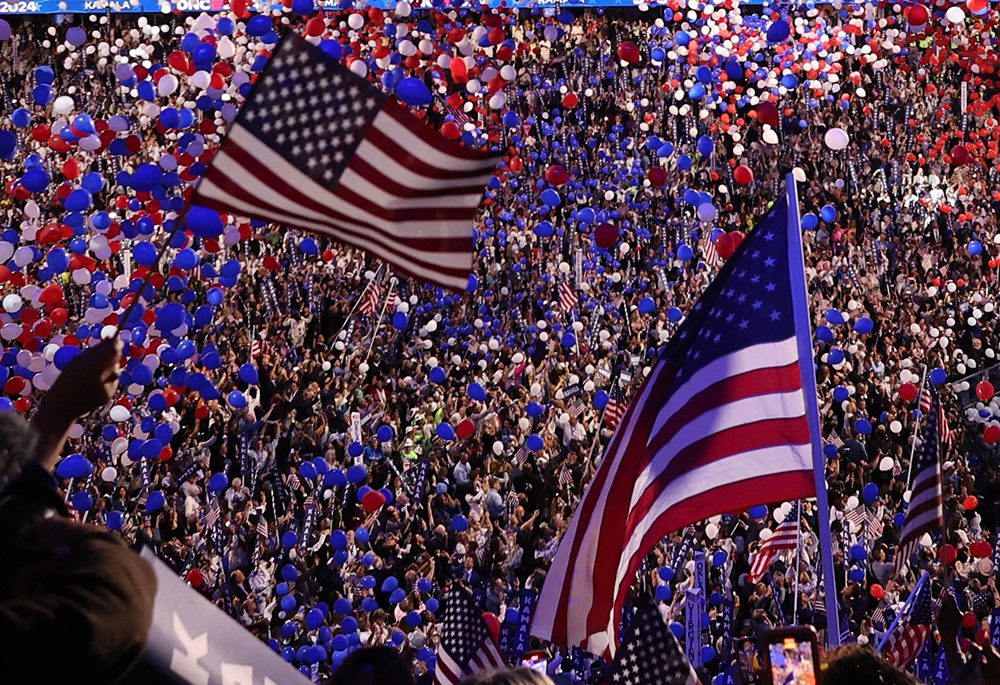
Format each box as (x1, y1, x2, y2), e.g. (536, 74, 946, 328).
(2, 294, 22, 312)
(109, 405, 131, 422)
(347, 13, 364, 29)
(157, 73, 178, 96)
(880, 456, 895, 470)
(946, 6, 966, 24)
(349, 60, 367, 78)
(889, 421, 902, 434)
(846, 495, 859, 509)
(762, 128, 779, 145)
(101, 466, 118, 482)
(824, 127, 850, 150)
(705, 523, 719, 539)
(697, 203, 717, 223)
(52, 95, 75, 115)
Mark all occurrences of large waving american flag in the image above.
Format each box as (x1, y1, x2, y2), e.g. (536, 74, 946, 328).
(434, 586, 507, 685)
(192, 33, 501, 292)
(748, 502, 800, 584)
(532, 178, 821, 658)
(895, 388, 944, 572)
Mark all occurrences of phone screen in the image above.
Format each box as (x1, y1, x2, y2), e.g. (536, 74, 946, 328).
(768, 636, 817, 685)
(520, 657, 548, 673)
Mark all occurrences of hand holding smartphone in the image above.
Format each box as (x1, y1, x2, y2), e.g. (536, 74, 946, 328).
(762, 626, 821, 685)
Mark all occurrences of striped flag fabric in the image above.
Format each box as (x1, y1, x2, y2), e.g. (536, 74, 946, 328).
(603, 381, 627, 430)
(559, 465, 574, 488)
(204, 500, 220, 529)
(531, 179, 821, 658)
(844, 504, 883, 541)
(700, 232, 723, 268)
(919, 385, 952, 446)
(559, 281, 580, 313)
(256, 515, 268, 539)
(895, 388, 944, 570)
(358, 280, 382, 317)
(192, 33, 501, 292)
(748, 502, 800, 583)
(433, 586, 507, 685)
(883, 580, 934, 670)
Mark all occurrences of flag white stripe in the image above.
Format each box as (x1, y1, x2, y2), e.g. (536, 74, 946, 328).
(339, 165, 490, 210)
(530, 363, 671, 652)
(372, 110, 502, 174)
(649, 337, 800, 437)
(196, 172, 469, 290)
(353, 137, 497, 193)
(223, 127, 477, 239)
(635, 390, 807, 508)
(613, 444, 812, 610)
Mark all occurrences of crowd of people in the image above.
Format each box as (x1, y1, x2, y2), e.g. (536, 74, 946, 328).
(1, 1, 1000, 683)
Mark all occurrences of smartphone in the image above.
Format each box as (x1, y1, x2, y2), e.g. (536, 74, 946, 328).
(519, 649, 548, 673)
(762, 626, 821, 685)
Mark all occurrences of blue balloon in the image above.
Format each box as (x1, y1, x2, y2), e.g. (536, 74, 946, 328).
(850, 545, 867, 562)
(801, 213, 819, 230)
(246, 15, 273, 37)
(863, 482, 879, 503)
(453, 514, 469, 532)
(429, 366, 447, 383)
(71, 491, 94, 512)
(638, 296, 656, 314)
(766, 19, 791, 43)
(107, 510, 124, 530)
(436, 422, 456, 440)
(855, 418, 872, 435)
(331, 530, 348, 551)
(56, 453, 92, 478)
(468, 383, 487, 402)
(21, 168, 50, 193)
(748, 505, 768, 519)
(227, 390, 247, 409)
(186, 205, 224, 238)
(820, 205, 837, 223)
(667, 307, 683, 322)
(594, 390, 609, 410)
(854, 317, 874, 334)
(209, 472, 229, 493)
(526, 434, 544, 451)
(930, 368, 947, 385)
(146, 491, 166, 512)
(239, 363, 258, 385)
(541, 188, 561, 206)
(969, 240, 983, 256)
(396, 77, 433, 106)
(377, 425, 394, 442)
(0, 130, 16, 159)
(392, 312, 409, 330)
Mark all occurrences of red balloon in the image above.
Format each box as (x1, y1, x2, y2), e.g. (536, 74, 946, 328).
(941, 544, 958, 565)
(870, 584, 885, 600)
(733, 165, 754, 185)
(594, 223, 618, 249)
(715, 233, 736, 260)
(964, 495, 980, 510)
(14, 397, 30, 413)
(962, 612, 978, 629)
(898, 382, 919, 402)
(908, 4, 929, 26)
(545, 165, 569, 186)
(977, 380, 994, 401)
(481, 612, 502, 642)
(187, 568, 203, 587)
(951, 144, 972, 166)
(441, 121, 462, 140)
(647, 167, 667, 186)
(985, 425, 1000, 443)
(756, 102, 780, 127)
(456, 418, 476, 439)
(362, 490, 386, 512)
(562, 93, 579, 108)
(971, 541, 992, 558)
(616, 41, 641, 64)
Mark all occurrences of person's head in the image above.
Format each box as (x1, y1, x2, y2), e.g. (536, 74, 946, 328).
(329, 646, 413, 685)
(460, 667, 554, 685)
(822, 644, 917, 685)
(0, 412, 36, 487)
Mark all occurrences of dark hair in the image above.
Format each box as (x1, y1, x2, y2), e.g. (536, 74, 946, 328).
(460, 668, 554, 685)
(823, 644, 917, 685)
(0, 412, 37, 487)
(329, 646, 414, 685)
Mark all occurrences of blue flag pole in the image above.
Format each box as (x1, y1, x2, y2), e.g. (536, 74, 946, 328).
(785, 173, 840, 646)
(876, 571, 929, 652)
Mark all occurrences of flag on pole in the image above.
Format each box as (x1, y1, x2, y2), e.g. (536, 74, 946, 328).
(604, 381, 627, 430)
(433, 587, 507, 685)
(358, 279, 382, 317)
(531, 179, 823, 657)
(919, 385, 952, 446)
(559, 281, 580, 313)
(895, 388, 944, 570)
(700, 232, 722, 268)
(748, 502, 800, 583)
(883, 580, 934, 670)
(191, 33, 502, 292)
(609, 601, 698, 685)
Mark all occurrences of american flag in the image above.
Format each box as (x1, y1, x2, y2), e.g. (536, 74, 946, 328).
(358, 279, 382, 317)
(191, 33, 501, 292)
(256, 515, 268, 539)
(918, 385, 952, 446)
(883, 579, 934, 670)
(604, 381, 627, 430)
(204, 500, 220, 528)
(250, 337, 271, 359)
(845, 504, 884, 542)
(568, 400, 587, 419)
(700, 232, 723, 268)
(532, 179, 820, 657)
(287, 472, 301, 492)
(610, 601, 698, 685)
(749, 502, 800, 583)
(433, 586, 507, 685)
(827, 430, 844, 449)
(559, 281, 580, 313)
(558, 464, 574, 488)
(514, 445, 530, 466)
(896, 388, 944, 572)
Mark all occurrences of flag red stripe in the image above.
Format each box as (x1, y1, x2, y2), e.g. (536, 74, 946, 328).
(608, 470, 815, 639)
(624, 417, 811, 538)
(646, 361, 803, 456)
(365, 124, 497, 182)
(347, 153, 491, 199)
(549, 364, 679, 647)
(335, 172, 476, 222)
(201, 153, 471, 274)
(380, 98, 498, 162)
